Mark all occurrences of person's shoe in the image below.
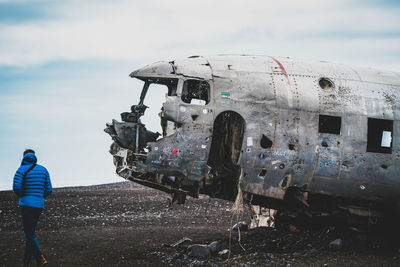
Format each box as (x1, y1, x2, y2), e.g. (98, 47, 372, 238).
(36, 255, 47, 267)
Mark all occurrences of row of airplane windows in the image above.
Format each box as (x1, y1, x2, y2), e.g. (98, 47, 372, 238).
(319, 115, 393, 154)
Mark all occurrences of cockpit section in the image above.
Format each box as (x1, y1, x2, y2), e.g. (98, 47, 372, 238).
(104, 59, 215, 203)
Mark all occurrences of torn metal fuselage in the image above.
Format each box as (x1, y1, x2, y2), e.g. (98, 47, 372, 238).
(105, 55, 400, 220)
(105, 57, 215, 203)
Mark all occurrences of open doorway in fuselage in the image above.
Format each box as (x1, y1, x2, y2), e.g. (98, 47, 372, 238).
(207, 111, 245, 200)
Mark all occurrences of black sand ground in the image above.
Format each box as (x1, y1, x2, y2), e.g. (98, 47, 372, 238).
(1, 182, 399, 266)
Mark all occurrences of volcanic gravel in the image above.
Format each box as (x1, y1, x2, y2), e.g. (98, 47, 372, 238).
(1, 182, 399, 266)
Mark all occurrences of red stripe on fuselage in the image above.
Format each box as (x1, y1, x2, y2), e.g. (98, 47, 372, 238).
(271, 57, 290, 85)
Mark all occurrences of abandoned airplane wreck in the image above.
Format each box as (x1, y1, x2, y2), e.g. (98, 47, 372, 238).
(105, 55, 399, 222)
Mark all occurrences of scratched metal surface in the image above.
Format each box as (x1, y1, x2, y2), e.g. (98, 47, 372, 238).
(206, 55, 399, 203)
(107, 55, 400, 205)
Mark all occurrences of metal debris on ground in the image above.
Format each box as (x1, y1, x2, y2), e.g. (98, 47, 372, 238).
(171, 237, 192, 247)
(250, 205, 276, 229)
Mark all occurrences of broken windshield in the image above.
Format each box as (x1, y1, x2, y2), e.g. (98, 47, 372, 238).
(141, 78, 178, 98)
(137, 78, 178, 135)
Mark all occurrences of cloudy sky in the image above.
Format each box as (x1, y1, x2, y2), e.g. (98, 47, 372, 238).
(1, 0, 399, 190)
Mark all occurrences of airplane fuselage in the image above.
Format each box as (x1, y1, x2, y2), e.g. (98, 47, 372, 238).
(105, 55, 400, 219)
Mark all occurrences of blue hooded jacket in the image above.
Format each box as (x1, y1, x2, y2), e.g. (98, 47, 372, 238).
(13, 153, 52, 208)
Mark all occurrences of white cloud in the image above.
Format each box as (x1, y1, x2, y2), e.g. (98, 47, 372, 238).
(0, 0, 399, 69)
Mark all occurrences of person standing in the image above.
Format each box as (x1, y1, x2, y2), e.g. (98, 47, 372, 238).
(13, 149, 52, 267)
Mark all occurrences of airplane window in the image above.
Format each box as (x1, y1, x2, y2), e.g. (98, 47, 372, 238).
(319, 115, 341, 134)
(181, 79, 210, 105)
(319, 78, 335, 90)
(367, 118, 393, 154)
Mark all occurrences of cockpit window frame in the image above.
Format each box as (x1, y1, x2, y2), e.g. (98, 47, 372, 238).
(142, 77, 179, 97)
(137, 76, 212, 106)
(179, 77, 211, 106)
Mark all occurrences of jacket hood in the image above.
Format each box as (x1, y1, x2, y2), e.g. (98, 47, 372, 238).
(21, 153, 37, 165)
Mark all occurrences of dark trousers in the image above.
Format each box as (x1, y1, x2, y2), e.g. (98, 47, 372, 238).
(20, 206, 43, 261)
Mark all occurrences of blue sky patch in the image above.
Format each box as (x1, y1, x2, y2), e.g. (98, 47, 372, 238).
(362, 0, 400, 7)
(0, 2, 54, 24)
